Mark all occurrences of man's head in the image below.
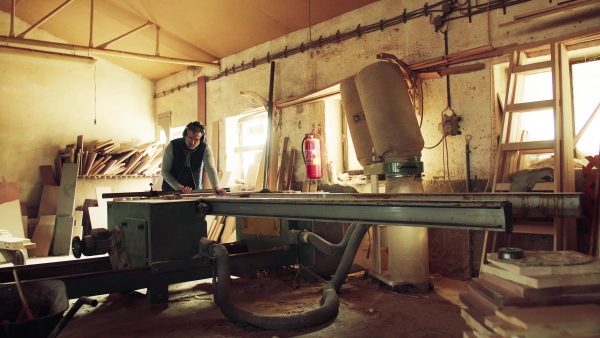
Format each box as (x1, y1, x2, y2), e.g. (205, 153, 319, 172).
(183, 121, 205, 149)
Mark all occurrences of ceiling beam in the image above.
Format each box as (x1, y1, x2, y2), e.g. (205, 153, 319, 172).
(0, 45, 95, 63)
(17, 0, 75, 39)
(9, 0, 15, 37)
(96, 21, 154, 49)
(0, 35, 220, 69)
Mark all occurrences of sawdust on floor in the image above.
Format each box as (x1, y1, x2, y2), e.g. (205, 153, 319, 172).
(59, 271, 469, 338)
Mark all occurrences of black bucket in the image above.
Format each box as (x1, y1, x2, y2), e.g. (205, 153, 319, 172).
(0, 280, 69, 338)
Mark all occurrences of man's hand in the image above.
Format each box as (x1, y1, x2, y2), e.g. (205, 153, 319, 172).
(214, 188, 226, 196)
(181, 186, 192, 194)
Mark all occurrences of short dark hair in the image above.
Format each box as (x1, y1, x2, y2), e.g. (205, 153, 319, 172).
(185, 121, 205, 134)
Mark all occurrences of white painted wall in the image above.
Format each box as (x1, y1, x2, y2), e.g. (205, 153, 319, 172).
(0, 12, 155, 208)
(155, 0, 600, 189)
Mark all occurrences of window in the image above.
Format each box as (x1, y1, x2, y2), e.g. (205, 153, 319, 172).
(225, 109, 267, 185)
(572, 59, 600, 157)
(517, 58, 600, 160)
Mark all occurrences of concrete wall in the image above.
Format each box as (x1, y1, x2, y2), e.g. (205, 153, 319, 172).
(153, 0, 600, 279)
(0, 12, 155, 208)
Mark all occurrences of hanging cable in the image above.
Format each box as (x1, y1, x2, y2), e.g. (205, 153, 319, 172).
(93, 61, 97, 125)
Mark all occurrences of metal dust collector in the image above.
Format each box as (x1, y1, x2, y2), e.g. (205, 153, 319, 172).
(341, 61, 429, 292)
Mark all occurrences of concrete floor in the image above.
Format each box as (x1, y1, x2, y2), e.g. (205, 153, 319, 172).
(58, 271, 469, 338)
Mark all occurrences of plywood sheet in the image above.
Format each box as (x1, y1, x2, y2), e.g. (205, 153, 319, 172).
(39, 165, 57, 186)
(486, 250, 600, 276)
(52, 216, 74, 256)
(495, 304, 600, 336)
(88, 206, 107, 229)
(480, 271, 600, 299)
(0, 181, 19, 204)
(470, 277, 600, 308)
(221, 217, 236, 243)
(29, 215, 55, 257)
(56, 163, 78, 216)
(240, 218, 280, 236)
(38, 186, 60, 217)
(0, 200, 25, 238)
(481, 263, 600, 288)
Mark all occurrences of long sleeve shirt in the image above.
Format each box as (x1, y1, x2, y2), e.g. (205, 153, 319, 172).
(161, 141, 220, 191)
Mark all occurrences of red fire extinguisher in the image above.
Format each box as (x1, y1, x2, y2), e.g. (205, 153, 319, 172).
(302, 132, 322, 180)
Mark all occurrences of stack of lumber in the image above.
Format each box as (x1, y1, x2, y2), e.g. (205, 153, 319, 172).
(206, 215, 236, 243)
(462, 250, 600, 337)
(276, 137, 297, 191)
(56, 136, 163, 180)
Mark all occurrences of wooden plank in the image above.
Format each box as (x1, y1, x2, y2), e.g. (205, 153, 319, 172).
(460, 307, 495, 336)
(0, 181, 19, 204)
(83, 151, 96, 175)
(208, 216, 223, 241)
(500, 0, 600, 27)
(112, 150, 136, 165)
(39, 165, 57, 186)
(500, 140, 554, 152)
(220, 216, 236, 243)
(98, 159, 117, 175)
(512, 61, 552, 75)
(511, 220, 554, 235)
(28, 215, 55, 257)
(286, 147, 297, 190)
(51, 163, 78, 255)
(123, 152, 143, 175)
(54, 155, 62, 184)
(277, 137, 290, 191)
(0, 200, 26, 238)
(495, 304, 600, 334)
(483, 315, 526, 337)
(240, 218, 280, 236)
(494, 182, 554, 191)
(486, 251, 600, 276)
(471, 277, 600, 308)
(38, 185, 60, 217)
(505, 99, 555, 113)
(480, 271, 600, 299)
(205, 215, 216, 238)
(268, 124, 280, 191)
(0, 236, 36, 250)
(437, 63, 486, 76)
(481, 263, 600, 288)
(94, 139, 114, 151)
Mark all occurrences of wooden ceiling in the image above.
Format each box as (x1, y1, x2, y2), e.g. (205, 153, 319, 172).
(0, 0, 380, 80)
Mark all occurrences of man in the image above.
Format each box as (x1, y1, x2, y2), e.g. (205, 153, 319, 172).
(161, 121, 226, 196)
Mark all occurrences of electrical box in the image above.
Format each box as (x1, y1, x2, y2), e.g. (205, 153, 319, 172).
(107, 199, 206, 268)
(441, 113, 462, 136)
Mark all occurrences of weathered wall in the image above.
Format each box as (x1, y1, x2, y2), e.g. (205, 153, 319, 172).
(154, 0, 600, 278)
(157, 0, 599, 184)
(0, 12, 155, 208)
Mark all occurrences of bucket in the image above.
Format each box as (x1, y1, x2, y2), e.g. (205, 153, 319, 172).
(0, 279, 96, 338)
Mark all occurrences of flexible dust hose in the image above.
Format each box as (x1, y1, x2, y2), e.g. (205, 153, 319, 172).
(200, 223, 369, 330)
(293, 223, 358, 256)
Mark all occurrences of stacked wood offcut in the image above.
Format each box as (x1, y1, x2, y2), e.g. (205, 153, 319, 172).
(461, 250, 600, 338)
(205, 215, 236, 243)
(55, 135, 164, 181)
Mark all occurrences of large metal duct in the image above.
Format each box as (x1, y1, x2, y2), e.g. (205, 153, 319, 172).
(352, 61, 429, 291)
(340, 75, 375, 166)
(355, 61, 424, 160)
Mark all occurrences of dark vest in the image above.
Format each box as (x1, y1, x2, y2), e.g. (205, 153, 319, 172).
(162, 138, 207, 191)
